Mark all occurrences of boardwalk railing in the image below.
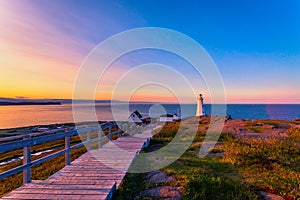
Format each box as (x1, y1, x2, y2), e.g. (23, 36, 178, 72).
(0, 122, 122, 184)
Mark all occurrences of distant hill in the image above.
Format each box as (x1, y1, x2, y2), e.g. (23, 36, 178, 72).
(58, 99, 125, 104)
(0, 101, 61, 106)
(0, 98, 61, 106)
(0, 97, 161, 106)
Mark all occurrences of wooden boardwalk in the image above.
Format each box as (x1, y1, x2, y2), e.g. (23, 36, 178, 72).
(2, 131, 152, 200)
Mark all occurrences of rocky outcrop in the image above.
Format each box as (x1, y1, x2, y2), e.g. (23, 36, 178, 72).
(141, 186, 182, 200)
(140, 170, 182, 199)
(259, 191, 284, 200)
(146, 170, 176, 184)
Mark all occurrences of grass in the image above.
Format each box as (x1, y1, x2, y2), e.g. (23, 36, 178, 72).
(221, 128, 300, 198)
(243, 119, 293, 133)
(115, 118, 300, 199)
(114, 121, 260, 200)
(183, 172, 257, 200)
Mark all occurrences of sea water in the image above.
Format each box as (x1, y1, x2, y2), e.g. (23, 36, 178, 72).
(0, 103, 300, 129)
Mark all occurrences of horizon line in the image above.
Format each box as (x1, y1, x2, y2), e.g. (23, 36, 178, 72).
(1, 97, 299, 105)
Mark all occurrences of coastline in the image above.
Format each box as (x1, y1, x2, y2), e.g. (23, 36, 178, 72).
(0, 102, 61, 106)
(1, 116, 300, 198)
(1, 116, 299, 137)
(1, 104, 300, 129)
(115, 116, 300, 199)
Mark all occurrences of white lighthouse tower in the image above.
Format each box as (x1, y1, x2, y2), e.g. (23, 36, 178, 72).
(196, 93, 204, 116)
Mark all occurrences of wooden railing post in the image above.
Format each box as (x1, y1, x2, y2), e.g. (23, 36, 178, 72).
(98, 129, 102, 149)
(87, 128, 91, 151)
(23, 134, 31, 184)
(109, 126, 112, 140)
(65, 134, 70, 165)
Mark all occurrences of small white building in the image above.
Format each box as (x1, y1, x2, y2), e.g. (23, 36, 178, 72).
(128, 110, 143, 123)
(128, 110, 151, 125)
(160, 114, 179, 122)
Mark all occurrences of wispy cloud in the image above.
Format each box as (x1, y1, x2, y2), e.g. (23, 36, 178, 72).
(0, 0, 146, 99)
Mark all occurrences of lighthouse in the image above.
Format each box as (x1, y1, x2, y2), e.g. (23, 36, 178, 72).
(196, 93, 204, 116)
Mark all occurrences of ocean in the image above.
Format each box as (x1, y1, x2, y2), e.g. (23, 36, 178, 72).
(0, 103, 300, 129)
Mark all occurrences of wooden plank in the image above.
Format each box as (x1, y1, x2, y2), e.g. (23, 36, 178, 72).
(43, 180, 116, 186)
(7, 189, 108, 195)
(3, 193, 107, 200)
(57, 169, 127, 173)
(22, 182, 114, 190)
(52, 171, 126, 175)
(45, 176, 123, 182)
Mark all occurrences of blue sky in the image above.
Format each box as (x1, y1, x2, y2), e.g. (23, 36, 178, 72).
(0, 0, 299, 103)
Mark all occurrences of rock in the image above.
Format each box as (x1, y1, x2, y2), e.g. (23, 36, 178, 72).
(140, 186, 182, 200)
(256, 122, 264, 126)
(259, 191, 284, 200)
(146, 171, 176, 183)
(264, 124, 275, 129)
(146, 170, 160, 179)
(293, 124, 300, 129)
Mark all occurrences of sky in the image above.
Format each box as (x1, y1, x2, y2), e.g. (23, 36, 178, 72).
(0, 0, 299, 103)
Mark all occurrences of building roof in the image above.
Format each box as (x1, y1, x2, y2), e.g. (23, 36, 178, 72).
(160, 114, 174, 117)
(131, 110, 143, 119)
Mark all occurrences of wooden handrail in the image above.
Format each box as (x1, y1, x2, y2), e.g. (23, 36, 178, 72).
(0, 121, 123, 184)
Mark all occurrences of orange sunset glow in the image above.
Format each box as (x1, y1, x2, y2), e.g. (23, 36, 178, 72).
(0, 0, 299, 103)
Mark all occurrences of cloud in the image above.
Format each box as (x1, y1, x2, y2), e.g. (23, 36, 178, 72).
(15, 96, 28, 99)
(0, 0, 93, 66)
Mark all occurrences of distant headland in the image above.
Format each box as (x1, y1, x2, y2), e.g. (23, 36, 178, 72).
(0, 101, 61, 106)
(0, 97, 61, 106)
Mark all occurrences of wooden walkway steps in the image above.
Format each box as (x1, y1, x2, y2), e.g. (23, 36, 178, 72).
(2, 131, 152, 200)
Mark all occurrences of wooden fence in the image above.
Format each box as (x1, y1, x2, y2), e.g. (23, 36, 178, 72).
(0, 122, 123, 184)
